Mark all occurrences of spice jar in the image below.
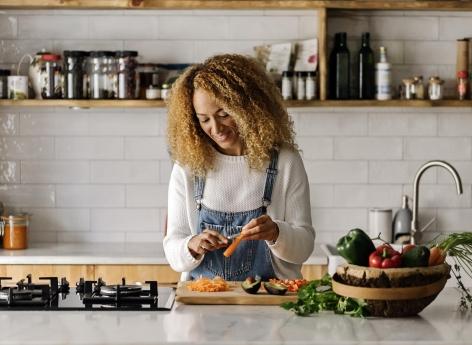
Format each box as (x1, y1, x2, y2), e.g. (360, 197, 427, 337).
(88, 51, 116, 99)
(428, 76, 444, 101)
(1, 214, 29, 250)
(63, 50, 89, 99)
(281, 71, 293, 100)
(116, 50, 138, 99)
(457, 70, 469, 100)
(41, 54, 62, 99)
(413, 76, 425, 99)
(0, 69, 10, 99)
(402, 78, 414, 99)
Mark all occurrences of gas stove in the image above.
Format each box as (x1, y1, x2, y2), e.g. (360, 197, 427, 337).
(0, 274, 175, 311)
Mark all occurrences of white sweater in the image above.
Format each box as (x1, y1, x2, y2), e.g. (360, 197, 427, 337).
(163, 147, 315, 280)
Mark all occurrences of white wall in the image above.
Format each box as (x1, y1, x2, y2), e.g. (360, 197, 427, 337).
(0, 9, 471, 244)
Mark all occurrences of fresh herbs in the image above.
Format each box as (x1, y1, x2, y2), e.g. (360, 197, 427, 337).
(281, 274, 368, 317)
(431, 232, 472, 311)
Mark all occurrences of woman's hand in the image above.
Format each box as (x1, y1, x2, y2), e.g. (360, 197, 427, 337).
(188, 230, 229, 258)
(241, 215, 279, 243)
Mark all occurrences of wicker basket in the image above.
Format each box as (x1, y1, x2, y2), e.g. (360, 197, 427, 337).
(332, 263, 451, 317)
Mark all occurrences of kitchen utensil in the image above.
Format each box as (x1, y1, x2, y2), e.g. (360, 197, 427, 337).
(369, 208, 393, 243)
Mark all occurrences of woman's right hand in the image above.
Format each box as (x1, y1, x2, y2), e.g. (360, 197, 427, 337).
(188, 230, 229, 258)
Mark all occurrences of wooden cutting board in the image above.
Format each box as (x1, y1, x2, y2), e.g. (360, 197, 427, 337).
(175, 281, 298, 305)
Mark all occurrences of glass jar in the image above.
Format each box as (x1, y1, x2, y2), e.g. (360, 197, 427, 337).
(0, 69, 10, 99)
(428, 76, 444, 101)
(306, 71, 317, 100)
(41, 54, 62, 99)
(116, 50, 138, 99)
(413, 76, 425, 99)
(281, 71, 293, 100)
(402, 78, 414, 99)
(161, 82, 171, 100)
(138, 63, 159, 99)
(457, 70, 469, 100)
(1, 214, 29, 250)
(63, 50, 89, 99)
(88, 51, 116, 99)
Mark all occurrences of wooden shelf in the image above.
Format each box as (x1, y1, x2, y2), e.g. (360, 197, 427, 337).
(1, 99, 471, 108)
(1, 0, 472, 10)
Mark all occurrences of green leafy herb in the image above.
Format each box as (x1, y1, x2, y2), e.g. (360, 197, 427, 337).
(281, 274, 368, 317)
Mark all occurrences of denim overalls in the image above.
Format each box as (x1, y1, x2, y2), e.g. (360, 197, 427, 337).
(190, 151, 279, 281)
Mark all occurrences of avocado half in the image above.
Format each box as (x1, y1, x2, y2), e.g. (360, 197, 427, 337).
(241, 277, 262, 294)
(263, 281, 288, 295)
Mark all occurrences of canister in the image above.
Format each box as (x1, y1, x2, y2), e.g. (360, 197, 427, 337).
(428, 76, 444, 101)
(1, 214, 29, 250)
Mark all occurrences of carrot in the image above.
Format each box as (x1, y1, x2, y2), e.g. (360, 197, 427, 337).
(429, 246, 445, 266)
(223, 234, 243, 257)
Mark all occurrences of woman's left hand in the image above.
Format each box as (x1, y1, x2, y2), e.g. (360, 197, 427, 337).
(241, 215, 279, 242)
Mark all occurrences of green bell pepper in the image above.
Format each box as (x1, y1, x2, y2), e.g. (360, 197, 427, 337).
(336, 228, 376, 266)
(401, 245, 430, 267)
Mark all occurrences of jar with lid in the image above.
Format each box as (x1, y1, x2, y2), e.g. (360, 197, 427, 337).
(116, 51, 138, 99)
(413, 76, 425, 99)
(306, 71, 317, 100)
(296, 71, 306, 100)
(63, 50, 89, 99)
(281, 71, 293, 100)
(0, 69, 10, 99)
(137, 63, 159, 99)
(1, 214, 29, 250)
(146, 85, 161, 100)
(40, 54, 62, 99)
(457, 70, 469, 100)
(161, 82, 171, 100)
(88, 51, 116, 99)
(402, 78, 414, 99)
(428, 76, 444, 101)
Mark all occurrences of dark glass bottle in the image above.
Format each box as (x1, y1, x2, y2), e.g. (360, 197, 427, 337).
(329, 32, 350, 99)
(358, 32, 375, 99)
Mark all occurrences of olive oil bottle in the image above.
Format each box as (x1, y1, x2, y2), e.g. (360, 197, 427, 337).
(329, 32, 350, 99)
(358, 32, 375, 99)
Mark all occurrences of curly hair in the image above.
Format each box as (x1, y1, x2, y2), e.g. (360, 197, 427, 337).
(167, 54, 297, 176)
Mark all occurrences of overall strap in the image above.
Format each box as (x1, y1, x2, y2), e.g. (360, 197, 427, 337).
(194, 175, 205, 210)
(261, 149, 279, 209)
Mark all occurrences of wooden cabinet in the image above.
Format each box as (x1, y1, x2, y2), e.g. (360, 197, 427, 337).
(0, 264, 326, 283)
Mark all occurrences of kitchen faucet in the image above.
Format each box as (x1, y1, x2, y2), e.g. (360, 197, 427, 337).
(410, 160, 463, 244)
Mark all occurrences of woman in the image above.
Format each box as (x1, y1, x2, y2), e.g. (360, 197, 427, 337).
(164, 54, 315, 281)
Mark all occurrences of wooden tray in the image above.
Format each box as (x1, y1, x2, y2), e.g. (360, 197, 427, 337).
(175, 281, 298, 305)
(332, 276, 448, 300)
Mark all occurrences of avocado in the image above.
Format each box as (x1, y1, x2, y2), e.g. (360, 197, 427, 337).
(263, 281, 288, 295)
(241, 276, 262, 294)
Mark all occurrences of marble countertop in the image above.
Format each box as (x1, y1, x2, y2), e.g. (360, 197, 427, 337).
(0, 243, 327, 265)
(0, 288, 469, 345)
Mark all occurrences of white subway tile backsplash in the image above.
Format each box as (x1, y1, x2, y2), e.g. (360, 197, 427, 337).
(0, 14, 17, 39)
(21, 161, 90, 183)
(126, 184, 168, 207)
(1, 10, 471, 245)
(55, 137, 123, 160)
(91, 161, 158, 184)
(20, 112, 88, 136)
(369, 160, 436, 184)
(27, 208, 90, 232)
(124, 137, 169, 160)
(0, 161, 19, 184)
(406, 138, 471, 160)
(304, 161, 368, 183)
(89, 16, 157, 39)
(0, 113, 18, 135)
(90, 208, 160, 232)
(335, 137, 403, 160)
(334, 185, 402, 208)
(18, 15, 88, 39)
(158, 16, 228, 39)
(0, 184, 55, 207)
(0, 137, 54, 160)
(56, 185, 125, 208)
(297, 112, 367, 136)
(298, 137, 333, 160)
(404, 41, 456, 65)
(228, 16, 299, 39)
(369, 113, 437, 136)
